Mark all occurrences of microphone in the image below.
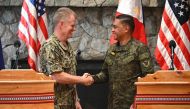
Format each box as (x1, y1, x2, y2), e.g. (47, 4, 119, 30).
(76, 49, 81, 60)
(169, 40, 176, 70)
(14, 40, 21, 69)
(14, 40, 21, 48)
(3, 40, 21, 49)
(169, 40, 176, 50)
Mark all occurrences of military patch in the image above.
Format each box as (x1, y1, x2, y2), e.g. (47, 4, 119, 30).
(142, 60, 150, 67)
(110, 51, 115, 56)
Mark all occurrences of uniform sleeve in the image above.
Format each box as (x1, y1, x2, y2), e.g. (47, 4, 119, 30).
(92, 49, 111, 83)
(138, 45, 154, 77)
(40, 44, 63, 75)
(92, 62, 109, 83)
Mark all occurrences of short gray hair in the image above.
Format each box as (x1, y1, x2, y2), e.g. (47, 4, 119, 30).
(53, 7, 76, 29)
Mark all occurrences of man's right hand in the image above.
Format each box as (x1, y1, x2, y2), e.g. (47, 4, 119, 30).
(81, 73, 94, 86)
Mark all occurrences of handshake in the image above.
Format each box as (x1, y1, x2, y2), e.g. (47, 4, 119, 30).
(80, 73, 94, 86)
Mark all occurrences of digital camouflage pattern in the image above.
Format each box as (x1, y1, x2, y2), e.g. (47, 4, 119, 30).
(93, 38, 154, 109)
(39, 34, 77, 109)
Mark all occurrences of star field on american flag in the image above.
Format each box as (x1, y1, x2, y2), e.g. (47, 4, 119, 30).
(36, 0, 46, 17)
(170, 0, 190, 25)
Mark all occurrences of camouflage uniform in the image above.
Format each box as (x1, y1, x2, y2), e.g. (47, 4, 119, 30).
(93, 38, 154, 109)
(39, 34, 77, 109)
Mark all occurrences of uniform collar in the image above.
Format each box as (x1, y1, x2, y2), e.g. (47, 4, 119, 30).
(51, 34, 69, 51)
(113, 38, 134, 52)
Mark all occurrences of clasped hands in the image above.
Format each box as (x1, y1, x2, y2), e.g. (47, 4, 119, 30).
(81, 73, 94, 86)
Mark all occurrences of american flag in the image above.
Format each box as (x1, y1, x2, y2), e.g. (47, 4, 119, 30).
(155, 0, 190, 70)
(18, 0, 48, 71)
(110, 0, 147, 45)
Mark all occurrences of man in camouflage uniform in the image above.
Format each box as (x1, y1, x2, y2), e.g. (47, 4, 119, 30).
(91, 14, 154, 109)
(39, 7, 92, 109)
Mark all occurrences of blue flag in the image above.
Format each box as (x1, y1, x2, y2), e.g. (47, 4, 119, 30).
(0, 40, 5, 69)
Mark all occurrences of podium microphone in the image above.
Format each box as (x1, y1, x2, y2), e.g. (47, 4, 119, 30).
(3, 40, 21, 49)
(169, 40, 176, 70)
(14, 40, 21, 69)
(14, 40, 21, 48)
(76, 49, 81, 60)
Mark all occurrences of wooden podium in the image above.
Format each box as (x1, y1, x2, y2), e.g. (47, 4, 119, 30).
(135, 70, 190, 109)
(0, 69, 55, 109)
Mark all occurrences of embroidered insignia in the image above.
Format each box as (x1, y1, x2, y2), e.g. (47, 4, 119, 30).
(111, 52, 115, 56)
(143, 61, 150, 67)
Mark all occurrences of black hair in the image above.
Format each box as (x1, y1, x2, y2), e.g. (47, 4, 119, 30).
(115, 14, 135, 33)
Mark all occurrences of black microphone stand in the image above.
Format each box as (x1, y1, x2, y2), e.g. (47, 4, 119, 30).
(169, 40, 176, 70)
(15, 47, 20, 69)
(13, 40, 21, 69)
(170, 47, 174, 70)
